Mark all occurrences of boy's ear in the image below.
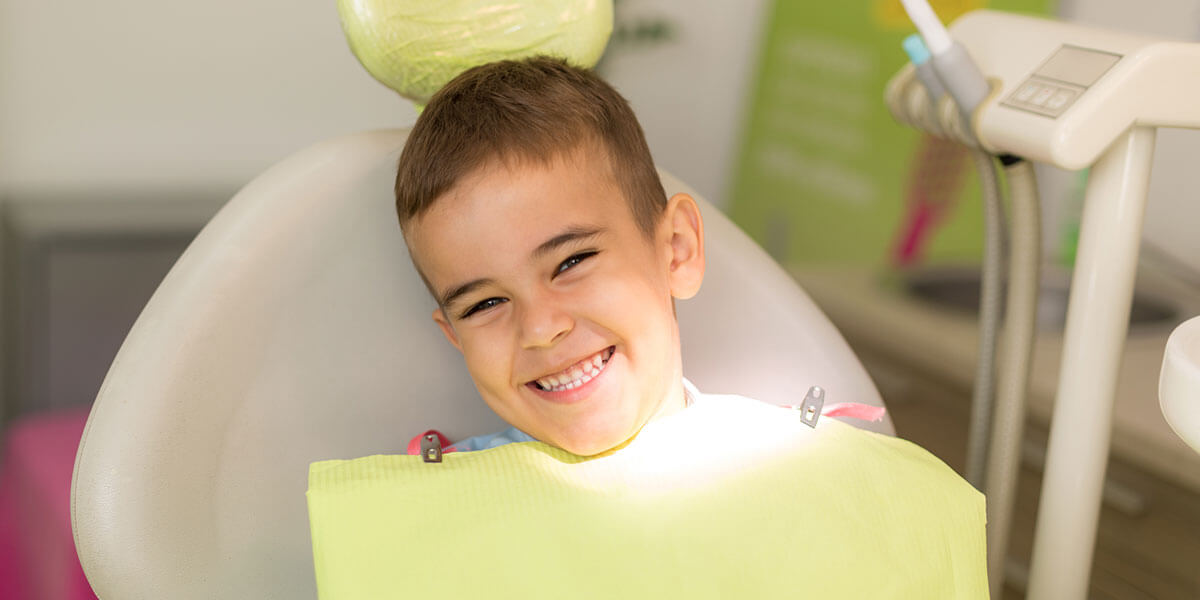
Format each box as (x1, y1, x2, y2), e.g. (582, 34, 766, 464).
(432, 308, 464, 353)
(662, 192, 705, 300)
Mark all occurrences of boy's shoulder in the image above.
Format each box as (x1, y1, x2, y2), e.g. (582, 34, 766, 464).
(686, 385, 975, 495)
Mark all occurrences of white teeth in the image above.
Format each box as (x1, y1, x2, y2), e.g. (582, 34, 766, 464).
(535, 347, 612, 392)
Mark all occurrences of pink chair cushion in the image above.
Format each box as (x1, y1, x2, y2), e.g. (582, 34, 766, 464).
(0, 408, 97, 600)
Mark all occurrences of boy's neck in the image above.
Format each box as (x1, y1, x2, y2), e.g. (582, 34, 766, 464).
(652, 379, 691, 421)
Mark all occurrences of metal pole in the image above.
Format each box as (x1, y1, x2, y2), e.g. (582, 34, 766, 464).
(1026, 126, 1156, 599)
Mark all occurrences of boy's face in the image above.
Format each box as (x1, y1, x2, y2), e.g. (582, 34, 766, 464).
(405, 145, 704, 456)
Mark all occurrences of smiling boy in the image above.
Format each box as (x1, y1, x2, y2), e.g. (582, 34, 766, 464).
(308, 55, 989, 598)
(396, 56, 704, 456)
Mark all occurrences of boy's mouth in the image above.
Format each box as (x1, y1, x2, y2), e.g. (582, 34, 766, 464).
(529, 346, 615, 392)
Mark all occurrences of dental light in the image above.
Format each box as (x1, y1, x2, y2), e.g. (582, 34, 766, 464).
(336, 0, 612, 105)
(891, 8, 1200, 600)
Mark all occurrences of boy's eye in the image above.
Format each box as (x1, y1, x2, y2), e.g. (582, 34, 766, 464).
(461, 297, 507, 319)
(555, 251, 598, 276)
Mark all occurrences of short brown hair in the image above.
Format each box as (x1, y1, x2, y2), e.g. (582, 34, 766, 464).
(394, 56, 666, 236)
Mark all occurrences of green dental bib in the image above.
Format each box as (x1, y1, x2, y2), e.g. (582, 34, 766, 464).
(307, 396, 986, 598)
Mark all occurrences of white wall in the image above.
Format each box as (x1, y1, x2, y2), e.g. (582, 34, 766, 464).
(0, 0, 767, 208)
(0, 0, 417, 191)
(600, 0, 770, 208)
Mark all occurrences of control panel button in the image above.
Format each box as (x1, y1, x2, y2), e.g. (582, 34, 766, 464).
(1014, 83, 1041, 102)
(1032, 87, 1055, 106)
(1002, 76, 1085, 118)
(1046, 89, 1075, 110)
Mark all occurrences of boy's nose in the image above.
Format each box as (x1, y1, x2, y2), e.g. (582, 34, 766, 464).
(518, 300, 573, 349)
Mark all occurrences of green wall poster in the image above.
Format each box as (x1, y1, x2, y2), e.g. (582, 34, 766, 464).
(729, 0, 1054, 267)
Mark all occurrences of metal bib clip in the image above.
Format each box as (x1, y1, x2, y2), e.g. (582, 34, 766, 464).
(799, 386, 825, 428)
(421, 433, 443, 463)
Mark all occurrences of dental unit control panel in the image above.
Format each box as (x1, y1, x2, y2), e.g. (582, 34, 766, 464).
(954, 10, 1200, 167)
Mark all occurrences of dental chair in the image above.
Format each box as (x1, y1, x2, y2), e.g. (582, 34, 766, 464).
(71, 128, 893, 598)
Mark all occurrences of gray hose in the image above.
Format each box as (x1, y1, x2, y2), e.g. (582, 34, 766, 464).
(985, 159, 1040, 599)
(965, 149, 1005, 490)
(886, 44, 1036, 592)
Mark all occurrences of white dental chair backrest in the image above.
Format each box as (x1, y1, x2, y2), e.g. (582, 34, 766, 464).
(71, 129, 891, 599)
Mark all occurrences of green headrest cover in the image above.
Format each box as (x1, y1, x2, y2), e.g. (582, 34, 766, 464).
(337, 0, 614, 106)
(308, 396, 986, 598)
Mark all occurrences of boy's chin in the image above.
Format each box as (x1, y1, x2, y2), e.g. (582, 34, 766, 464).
(550, 430, 633, 457)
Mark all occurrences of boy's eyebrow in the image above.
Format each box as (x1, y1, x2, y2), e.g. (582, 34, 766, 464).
(531, 226, 605, 260)
(439, 278, 495, 310)
(439, 226, 606, 309)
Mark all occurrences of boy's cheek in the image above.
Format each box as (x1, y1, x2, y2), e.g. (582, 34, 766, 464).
(460, 331, 514, 375)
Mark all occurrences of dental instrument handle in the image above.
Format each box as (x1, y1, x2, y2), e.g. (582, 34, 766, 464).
(900, 1, 989, 141)
(903, 34, 947, 102)
(900, 0, 952, 55)
(930, 42, 991, 138)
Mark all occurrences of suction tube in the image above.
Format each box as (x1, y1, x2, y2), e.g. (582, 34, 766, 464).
(987, 158, 1041, 600)
(899, 32, 1003, 493)
(895, 18, 1042, 595)
(966, 149, 1005, 491)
